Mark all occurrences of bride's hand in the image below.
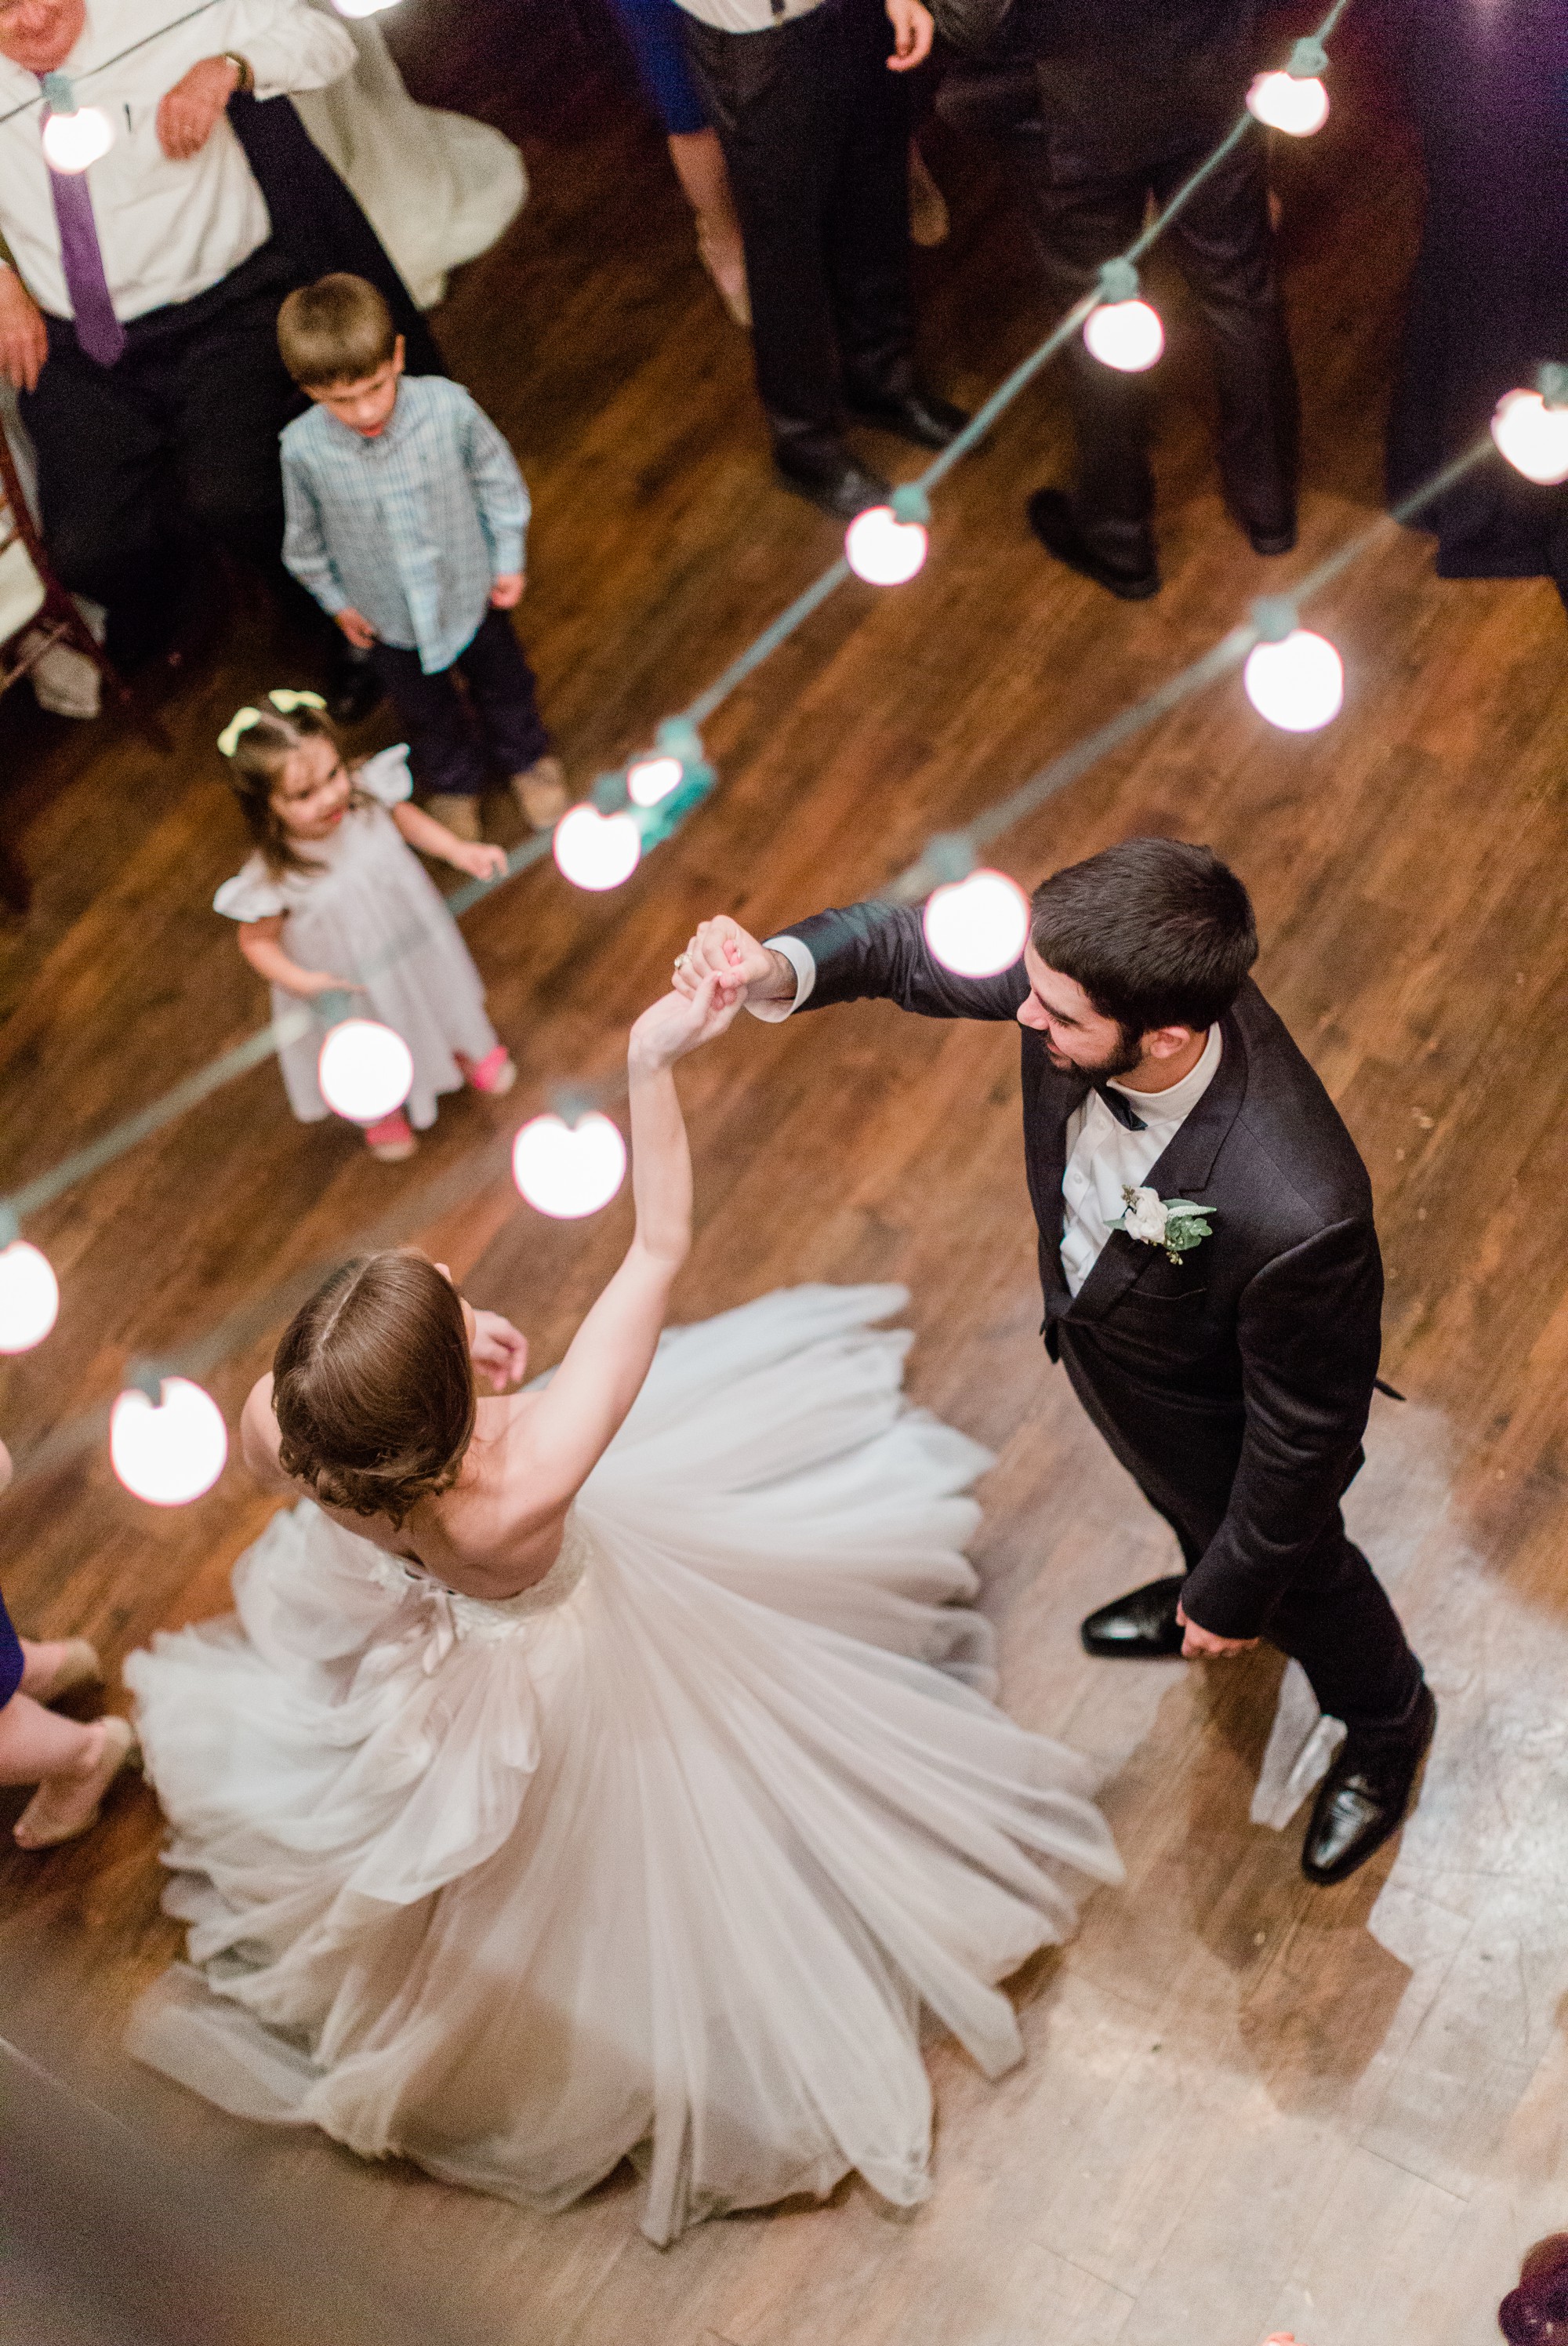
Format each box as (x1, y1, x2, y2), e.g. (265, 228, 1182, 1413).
(470, 1309, 530, 1393)
(628, 971, 741, 1071)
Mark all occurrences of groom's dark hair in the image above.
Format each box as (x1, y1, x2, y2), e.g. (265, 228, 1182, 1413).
(1030, 837, 1258, 1034)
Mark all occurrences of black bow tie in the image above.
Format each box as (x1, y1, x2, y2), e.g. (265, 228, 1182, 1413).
(1091, 1080, 1146, 1134)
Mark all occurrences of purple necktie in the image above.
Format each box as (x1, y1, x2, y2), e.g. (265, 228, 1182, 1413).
(39, 102, 125, 367)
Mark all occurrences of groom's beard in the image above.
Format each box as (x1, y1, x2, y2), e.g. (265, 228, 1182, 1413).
(1046, 1024, 1143, 1080)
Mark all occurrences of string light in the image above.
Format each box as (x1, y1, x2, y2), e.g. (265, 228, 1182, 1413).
(512, 1110, 627, 1218)
(845, 485, 931, 586)
(1243, 599, 1345, 732)
(110, 1372, 227, 1506)
(1083, 260, 1163, 374)
(627, 755, 683, 808)
(317, 1013, 415, 1124)
(39, 74, 114, 171)
(1490, 366, 1568, 486)
(554, 804, 642, 891)
(0, 1224, 59, 1353)
(1247, 38, 1330, 136)
(330, 0, 400, 15)
(922, 851, 1031, 979)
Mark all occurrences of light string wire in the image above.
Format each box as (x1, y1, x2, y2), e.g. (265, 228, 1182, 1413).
(0, 428, 1497, 1494)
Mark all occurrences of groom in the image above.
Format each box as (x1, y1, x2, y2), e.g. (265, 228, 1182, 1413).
(675, 838, 1435, 1884)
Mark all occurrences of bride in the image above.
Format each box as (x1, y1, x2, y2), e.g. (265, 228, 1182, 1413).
(125, 976, 1123, 2245)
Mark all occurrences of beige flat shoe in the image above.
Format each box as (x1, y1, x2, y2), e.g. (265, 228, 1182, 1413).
(510, 756, 570, 833)
(26, 1636, 103, 1706)
(14, 1716, 140, 1851)
(425, 793, 483, 844)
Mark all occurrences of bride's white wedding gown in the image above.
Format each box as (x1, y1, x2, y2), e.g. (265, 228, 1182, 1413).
(124, 1286, 1122, 2244)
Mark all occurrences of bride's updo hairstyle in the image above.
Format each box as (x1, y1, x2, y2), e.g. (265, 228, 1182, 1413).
(273, 1252, 476, 1527)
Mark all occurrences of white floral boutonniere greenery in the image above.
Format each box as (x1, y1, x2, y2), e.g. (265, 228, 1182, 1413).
(1111, 1185, 1216, 1266)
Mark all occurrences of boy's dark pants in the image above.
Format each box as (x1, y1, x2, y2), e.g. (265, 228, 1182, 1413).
(369, 609, 551, 801)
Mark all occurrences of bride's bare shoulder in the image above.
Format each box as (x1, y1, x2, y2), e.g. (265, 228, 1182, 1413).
(240, 1373, 294, 1494)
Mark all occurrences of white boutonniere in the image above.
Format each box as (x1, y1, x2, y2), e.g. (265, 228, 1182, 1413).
(1111, 1184, 1215, 1265)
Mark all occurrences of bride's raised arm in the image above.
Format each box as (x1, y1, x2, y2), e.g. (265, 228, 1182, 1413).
(510, 974, 739, 1511)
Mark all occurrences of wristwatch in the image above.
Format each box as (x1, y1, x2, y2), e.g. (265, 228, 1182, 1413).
(222, 50, 255, 94)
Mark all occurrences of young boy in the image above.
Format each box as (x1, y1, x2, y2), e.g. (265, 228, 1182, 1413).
(276, 274, 568, 841)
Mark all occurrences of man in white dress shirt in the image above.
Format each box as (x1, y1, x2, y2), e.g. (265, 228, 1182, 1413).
(0, 0, 361, 674)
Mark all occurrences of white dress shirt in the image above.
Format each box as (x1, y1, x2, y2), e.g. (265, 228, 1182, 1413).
(1058, 1024, 1222, 1295)
(0, 0, 354, 322)
(751, 932, 1221, 1298)
(670, 0, 825, 34)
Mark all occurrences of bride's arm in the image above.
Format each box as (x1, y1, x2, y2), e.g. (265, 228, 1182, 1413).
(512, 976, 736, 1507)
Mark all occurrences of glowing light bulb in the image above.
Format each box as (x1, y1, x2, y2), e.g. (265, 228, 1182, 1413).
(1083, 299, 1164, 373)
(923, 869, 1030, 979)
(318, 1017, 415, 1124)
(627, 754, 684, 808)
(0, 1240, 59, 1353)
(1490, 387, 1568, 486)
(41, 101, 114, 172)
(845, 503, 928, 586)
(553, 804, 641, 891)
(512, 1112, 627, 1219)
(1243, 629, 1344, 732)
(1247, 69, 1330, 136)
(331, 0, 400, 15)
(111, 1376, 228, 1507)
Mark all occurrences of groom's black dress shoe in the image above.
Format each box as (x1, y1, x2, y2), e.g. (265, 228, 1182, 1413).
(845, 385, 971, 449)
(1301, 1683, 1437, 1886)
(773, 439, 891, 520)
(1027, 487, 1161, 601)
(1080, 1574, 1187, 1659)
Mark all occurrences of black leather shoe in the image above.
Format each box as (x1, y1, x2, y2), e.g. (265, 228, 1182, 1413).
(1080, 1574, 1187, 1659)
(1301, 1683, 1436, 1886)
(1027, 487, 1160, 601)
(846, 386, 970, 449)
(1246, 519, 1298, 556)
(325, 643, 383, 726)
(773, 442, 891, 520)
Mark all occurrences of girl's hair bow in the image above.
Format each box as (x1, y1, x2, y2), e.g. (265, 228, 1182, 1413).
(216, 688, 327, 757)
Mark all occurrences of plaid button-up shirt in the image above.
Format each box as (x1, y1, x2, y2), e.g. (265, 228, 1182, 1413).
(281, 376, 531, 675)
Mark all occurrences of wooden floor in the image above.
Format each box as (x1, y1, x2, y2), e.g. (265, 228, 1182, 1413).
(3, 9, 1568, 2343)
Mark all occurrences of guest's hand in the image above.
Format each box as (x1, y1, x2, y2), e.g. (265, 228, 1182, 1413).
(884, 0, 934, 69)
(490, 574, 525, 609)
(1175, 1600, 1259, 1659)
(673, 916, 791, 1007)
(0, 269, 48, 393)
(334, 607, 378, 651)
(157, 56, 242, 160)
(469, 1309, 530, 1394)
(630, 972, 742, 1072)
(448, 840, 509, 881)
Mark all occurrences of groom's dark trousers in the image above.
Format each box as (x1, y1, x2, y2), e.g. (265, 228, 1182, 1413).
(781, 903, 1424, 1731)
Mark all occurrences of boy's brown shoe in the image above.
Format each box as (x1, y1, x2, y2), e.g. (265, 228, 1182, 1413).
(511, 757, 569, 832)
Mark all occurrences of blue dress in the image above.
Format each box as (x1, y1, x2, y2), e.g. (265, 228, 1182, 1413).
(607, 0, 709, 136)
(1, 1586, 24, 1708)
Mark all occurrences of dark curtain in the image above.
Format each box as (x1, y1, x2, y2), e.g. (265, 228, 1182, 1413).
(1381, 0, 1568, 603)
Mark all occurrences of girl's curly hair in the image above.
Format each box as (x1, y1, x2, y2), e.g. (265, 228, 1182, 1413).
(272, 1253, 475, 1529)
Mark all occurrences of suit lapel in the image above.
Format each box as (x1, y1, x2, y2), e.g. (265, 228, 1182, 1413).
(1065, 1011, 1249, 1325)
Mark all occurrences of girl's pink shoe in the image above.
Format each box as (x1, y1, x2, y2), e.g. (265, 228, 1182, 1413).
(458, 1045, 517, 1096)
(363, 1110, 417, 1161)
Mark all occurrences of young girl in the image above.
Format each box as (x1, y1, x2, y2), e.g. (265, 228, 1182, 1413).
(216, 692, 517, 1162)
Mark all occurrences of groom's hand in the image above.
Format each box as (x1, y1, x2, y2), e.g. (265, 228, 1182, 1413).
(673, 916, 795, 1008)
(1175, 1600, 1258, 1658)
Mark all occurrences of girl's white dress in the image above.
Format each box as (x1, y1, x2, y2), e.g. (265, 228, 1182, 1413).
(124, 1286, 1123, 2245)
(214, 746, 499, 1131)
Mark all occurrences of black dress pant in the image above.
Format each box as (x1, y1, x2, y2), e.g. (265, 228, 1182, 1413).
(368, 609, 551, 802)
(1059, 1331, 1424, 1734)
(20, 244, 325, 668)
(681, 0, 915, 456)
(1011, 128, 1301, 568)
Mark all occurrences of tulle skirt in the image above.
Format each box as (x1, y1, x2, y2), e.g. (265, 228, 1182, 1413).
(124, 1285, 1122, 2242)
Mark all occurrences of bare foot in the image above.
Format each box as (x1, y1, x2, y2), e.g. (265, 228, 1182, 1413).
(14, 1717, 137, 1850)
(20, 1636, 103, 1705)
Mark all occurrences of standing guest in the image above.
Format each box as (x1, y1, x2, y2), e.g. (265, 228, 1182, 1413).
(605, 0, 752, 325)
(278, 274, 568, 845)
(672, 0, 968, 519)
(0, 0, 383, 708)
(934, 0, 1299, 600)
(676, 838, 1436, 1885)
(215, 692, 515, 1163)
(0, 1435, 136, 1853)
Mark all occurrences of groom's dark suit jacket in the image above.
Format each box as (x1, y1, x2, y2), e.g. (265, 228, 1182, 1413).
(785, 902, 1384, 1643)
